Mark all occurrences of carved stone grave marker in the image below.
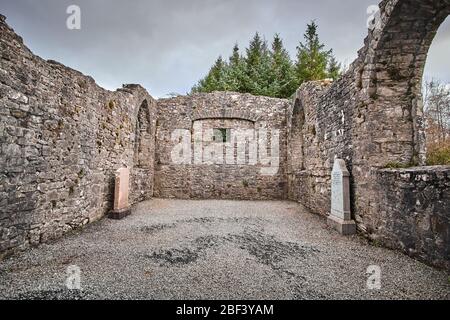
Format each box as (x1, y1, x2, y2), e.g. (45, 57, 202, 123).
(109, 168, 131, 220)
(327, 159, 356, 235)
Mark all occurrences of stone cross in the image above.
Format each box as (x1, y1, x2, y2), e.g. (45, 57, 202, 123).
(327, 159, 356, 235)
(109, 168, 131, 220)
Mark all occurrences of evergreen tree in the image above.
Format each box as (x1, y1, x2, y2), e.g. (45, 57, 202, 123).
(192, 56, 228, 93)
(294, 21, 332, 86)
(270, 34, 296, 98)
(226, 44, 246, 92)
(191, 22, 342, 98)
(243, 33, 273, 96)
(230, 43, 241, 66)
(327, 54, 342, 81)
(245, 33, 265, 70)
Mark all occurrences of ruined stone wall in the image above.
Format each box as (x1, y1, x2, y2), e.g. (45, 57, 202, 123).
(287, 77, 355, 215)
(374, 167, 450, 270)
(0, 15, 156, 257)
(155, 92, 290, 200)
(288, 0, 450, 269)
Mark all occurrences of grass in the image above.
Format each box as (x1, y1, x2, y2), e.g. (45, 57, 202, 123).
(384, 162, 413, 169)
(426, 146, 450, 166)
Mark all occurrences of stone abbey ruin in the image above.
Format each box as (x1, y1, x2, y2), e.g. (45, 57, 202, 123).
(0, 0, 449, 272)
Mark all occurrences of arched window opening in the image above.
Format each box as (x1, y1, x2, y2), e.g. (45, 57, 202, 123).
(291, 98, 306, 171)
(134, 100, 152, 168)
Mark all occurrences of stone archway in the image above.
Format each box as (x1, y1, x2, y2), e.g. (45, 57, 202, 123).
(357, 0, 450, 167)
(286, 0, 450, 269)
(289, 98, 306, 172)
(349, 0, 450, 267)
(131, 99, 154, 204)
(134, 100, 152, 169)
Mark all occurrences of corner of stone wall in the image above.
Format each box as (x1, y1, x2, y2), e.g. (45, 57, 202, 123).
(373, 166, 450, 271)
(0, 18, 158, 257)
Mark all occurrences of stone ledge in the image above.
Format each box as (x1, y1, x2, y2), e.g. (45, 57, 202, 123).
(377, 165, 450, 173)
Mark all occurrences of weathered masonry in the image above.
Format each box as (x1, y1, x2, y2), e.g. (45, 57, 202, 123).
(0, 15, 156, 255)
(287, 0, 450, 270)
(0, 0, 449, 271)
(155, 93, 290, 200)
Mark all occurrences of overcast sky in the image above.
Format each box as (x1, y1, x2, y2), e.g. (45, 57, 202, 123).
(1, 0, 449, 98)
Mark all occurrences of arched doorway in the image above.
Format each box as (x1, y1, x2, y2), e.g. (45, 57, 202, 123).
(290, 98, 306, 172)
(134, 100, 152, 169)
(360, 0, 450, 167)
(132, 99, 154, 203)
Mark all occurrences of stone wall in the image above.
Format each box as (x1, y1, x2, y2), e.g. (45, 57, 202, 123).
(0, 15, 157, 257)
(1, 0, 449, 271)
(287, 0, 450, 270)
(287, 78, 354, 216)
(374, 167, 450, 270)
(155, 92, 290, 200)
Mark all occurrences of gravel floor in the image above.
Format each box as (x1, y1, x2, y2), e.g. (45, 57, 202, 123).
(0, 199, 449, 300)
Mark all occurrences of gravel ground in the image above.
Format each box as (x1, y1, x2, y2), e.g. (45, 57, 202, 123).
(0, 199, 448, 300)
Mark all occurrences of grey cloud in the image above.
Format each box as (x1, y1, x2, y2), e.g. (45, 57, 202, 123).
(0, 0, 449, 97)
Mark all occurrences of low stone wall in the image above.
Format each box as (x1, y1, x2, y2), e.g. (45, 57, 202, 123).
(0, 16, 156, 257)
(155, 92, 290, 200)
(373, 166, 450, 270)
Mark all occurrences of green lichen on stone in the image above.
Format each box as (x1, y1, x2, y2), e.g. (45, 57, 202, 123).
(77, 79, 88, 89)
(107, 100, 115, 110)
(384, 162, 413, 169)
(78, 168, 85, 179)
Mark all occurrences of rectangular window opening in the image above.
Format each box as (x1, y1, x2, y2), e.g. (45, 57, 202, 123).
(213, 128, 231, 143)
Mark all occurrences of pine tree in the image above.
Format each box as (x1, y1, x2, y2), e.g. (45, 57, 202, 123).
(294, 21, 332, 86)
(245, 33, 265, 70)
(230, 43, 240, 66)
(270, 34, 296, 98)
(191, 24, 342, 98)
(327, 54, 342, 81)
(226, 44, 246, 92)
(192, 56, 228, 93)
(244, 33, 273, 96)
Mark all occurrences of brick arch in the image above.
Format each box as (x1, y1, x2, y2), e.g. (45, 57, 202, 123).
(358, 0, 450, 165)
